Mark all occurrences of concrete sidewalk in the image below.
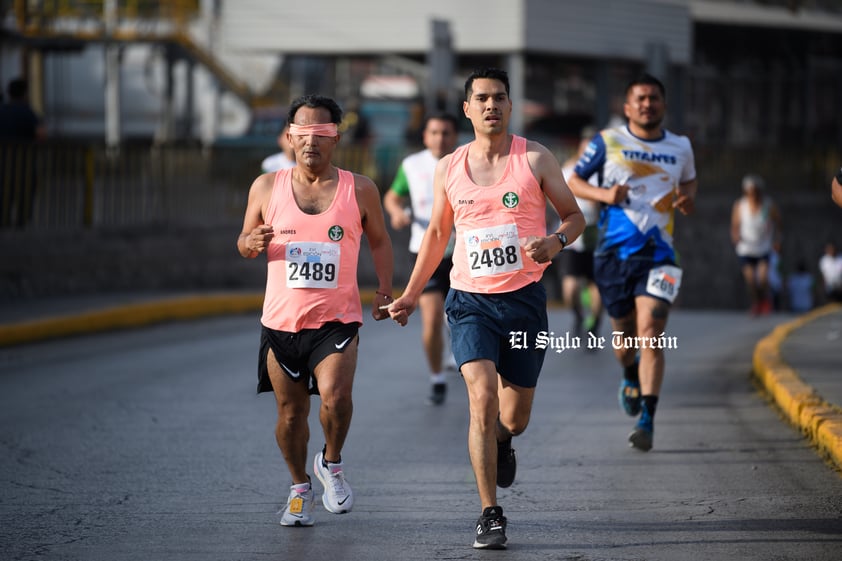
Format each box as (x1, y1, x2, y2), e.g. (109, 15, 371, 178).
(1, 291, 840, 473)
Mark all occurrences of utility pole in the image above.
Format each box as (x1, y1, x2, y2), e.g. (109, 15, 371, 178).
(427, 19, 454, 114)
(104, 0, 121, 153)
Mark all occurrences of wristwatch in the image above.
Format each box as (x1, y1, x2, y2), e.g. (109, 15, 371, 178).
(555, 232, 568, 251)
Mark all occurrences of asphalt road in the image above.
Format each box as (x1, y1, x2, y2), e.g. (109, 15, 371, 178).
(1, 308, 840, 561)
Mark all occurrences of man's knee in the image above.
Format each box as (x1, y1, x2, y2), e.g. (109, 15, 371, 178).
(276, 398, 309, 431)
(471, 386, 499, 415)
(499, 410, 530, 436)
(467, 387, 500, 433)
(317, 379, 353, 414)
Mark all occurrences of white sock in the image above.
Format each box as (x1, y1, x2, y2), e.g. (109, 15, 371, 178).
(430, 372, 447, 384)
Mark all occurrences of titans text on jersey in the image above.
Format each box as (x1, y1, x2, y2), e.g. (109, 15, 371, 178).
(574, 126, 696, 262)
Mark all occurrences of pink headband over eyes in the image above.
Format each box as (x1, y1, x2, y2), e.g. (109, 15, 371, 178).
(289, 123, 338, 137)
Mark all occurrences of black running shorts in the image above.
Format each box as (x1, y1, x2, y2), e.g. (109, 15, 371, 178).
(257, 321, 359, 395)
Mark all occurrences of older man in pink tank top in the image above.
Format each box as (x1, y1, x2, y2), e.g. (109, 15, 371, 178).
(388, 67, 585, 550)
(237, 94, 393, 528)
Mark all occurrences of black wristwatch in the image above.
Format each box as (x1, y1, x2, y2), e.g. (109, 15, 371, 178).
(555, 232, 568, 252)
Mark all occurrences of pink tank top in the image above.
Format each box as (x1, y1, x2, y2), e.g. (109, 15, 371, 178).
(261, 168, 363, 331)
(446, 135, 549, 293)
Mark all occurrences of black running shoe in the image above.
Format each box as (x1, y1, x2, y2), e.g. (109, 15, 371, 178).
(473, 506, 507, 549)
(496, 437, 516, 488)
(428, 382, 446, 405)
(628, 413, 654, 452)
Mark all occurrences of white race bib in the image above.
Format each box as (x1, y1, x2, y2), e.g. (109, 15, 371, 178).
(464, 224, 522, 278)
(285, 242, 340, 288)
(646, 265, 682, 303)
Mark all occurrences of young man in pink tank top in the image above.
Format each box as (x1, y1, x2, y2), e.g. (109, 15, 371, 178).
(387, 68, 585, 550)
(237, 95, 394, 528)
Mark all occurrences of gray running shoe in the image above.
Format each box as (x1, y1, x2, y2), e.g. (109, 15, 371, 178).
(313, 451, 354, 513)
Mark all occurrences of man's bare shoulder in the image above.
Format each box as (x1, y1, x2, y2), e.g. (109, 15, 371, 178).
(524, 138, 555, 158)
(436, 152, 456, 171)
(250, 171, 276, 197)
(350, 171, 378, 193)
(350, 173, 384, 213)
(524, 138, 562, 175)
(440, 150, 458, 164)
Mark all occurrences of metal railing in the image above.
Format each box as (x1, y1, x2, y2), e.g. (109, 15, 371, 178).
(0, 141, 397, 230)
(12, 0, 200, 26)
(1, 140, 835, 232)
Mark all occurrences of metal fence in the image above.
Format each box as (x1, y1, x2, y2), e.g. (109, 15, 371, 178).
(1, 139, 836, 232)
(0, 140, 402, 231)
(8, 0, 201, 23)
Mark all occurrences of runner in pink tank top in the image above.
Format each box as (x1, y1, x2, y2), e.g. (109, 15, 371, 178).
(386, 68, 585, 550)
(261, 167, 364, 332)
(446, 134, 550, 294)
(237, 95, 393, 528)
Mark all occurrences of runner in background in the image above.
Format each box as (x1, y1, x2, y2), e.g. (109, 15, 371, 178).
(384, 112, 459, 404)
(566, 73, 697, 453)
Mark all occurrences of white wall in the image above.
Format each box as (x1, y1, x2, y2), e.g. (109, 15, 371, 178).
(220, 0, 691, 63)
(221, 0, 523, 54)
(525, 0, 692, 64)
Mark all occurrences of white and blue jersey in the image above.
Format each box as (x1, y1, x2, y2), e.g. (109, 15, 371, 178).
(574, 126, 696, 262)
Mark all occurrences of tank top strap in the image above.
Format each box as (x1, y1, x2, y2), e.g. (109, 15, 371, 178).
(265, 168, 293, 224)
(445, 143, 470, 191)
(337, 169, 355, 203)
(508, 135, 539, 191)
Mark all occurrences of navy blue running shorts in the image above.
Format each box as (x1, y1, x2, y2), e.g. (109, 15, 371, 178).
(258, 321, 359, 395)
(594, 249, 678, 319)
(445, 282, 548, 389)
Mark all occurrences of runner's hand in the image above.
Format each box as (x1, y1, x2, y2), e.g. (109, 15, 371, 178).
(246, 225, 274, 254)
(524, 236, 557, 264)
(673, 191, 694, 215)
(372, 291, 393, 321)
(384, 295, 417, 327)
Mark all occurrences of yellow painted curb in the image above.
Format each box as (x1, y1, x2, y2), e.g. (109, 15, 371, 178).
(0, 292, 266, 347)
(0, 290, 386, 348)
(753, 303, 842, 471)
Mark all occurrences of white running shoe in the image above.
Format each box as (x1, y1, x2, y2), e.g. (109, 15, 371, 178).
(313, 451, 353, 514)
(279, 482, 315, 527)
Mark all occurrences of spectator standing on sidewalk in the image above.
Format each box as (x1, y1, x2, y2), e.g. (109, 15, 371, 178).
(0, 77, 47, 227)
(819, 241, 842, 303)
